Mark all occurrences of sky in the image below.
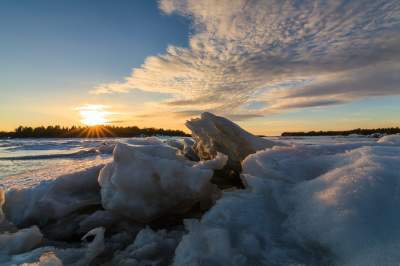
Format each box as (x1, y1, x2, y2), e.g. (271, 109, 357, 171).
(0, 0, 399, 135)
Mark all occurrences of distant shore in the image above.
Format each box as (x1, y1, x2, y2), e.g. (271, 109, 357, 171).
(0, 125, 190, 138)
(281, 127, 400, 137)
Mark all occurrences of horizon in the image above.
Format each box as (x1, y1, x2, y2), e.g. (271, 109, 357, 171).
(2, 122, 400, 137)
(1, 0, 399, 135)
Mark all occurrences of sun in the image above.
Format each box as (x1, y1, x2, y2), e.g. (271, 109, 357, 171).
(79, 105, 109, 126)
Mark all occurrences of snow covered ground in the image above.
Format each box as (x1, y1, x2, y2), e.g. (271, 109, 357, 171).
(0, 113, 399, 265)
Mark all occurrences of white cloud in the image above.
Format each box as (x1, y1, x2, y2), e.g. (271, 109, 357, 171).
(92, 0, 400, 120)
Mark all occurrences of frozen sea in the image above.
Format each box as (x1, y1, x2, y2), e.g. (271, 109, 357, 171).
(0, 135, 375, 188)
(1, 130, 400, 266)
(0, 137, 180, 188)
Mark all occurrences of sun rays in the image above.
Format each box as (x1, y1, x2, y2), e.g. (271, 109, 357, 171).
(76, 125, 115, 138)
(79, 105, 110, 126)
(76, 105, 116, 138)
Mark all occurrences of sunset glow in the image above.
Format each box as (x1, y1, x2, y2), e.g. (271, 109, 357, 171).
(79, 105, 109, 126)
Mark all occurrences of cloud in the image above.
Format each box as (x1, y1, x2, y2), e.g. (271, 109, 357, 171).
(173, 109, 263, 121)
(284, 62, 400, 99)
(92, 0, 400, 120)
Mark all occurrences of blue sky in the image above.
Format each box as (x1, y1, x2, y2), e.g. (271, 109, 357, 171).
(0, 0, 399, 135)
(0, 0, 189, 130)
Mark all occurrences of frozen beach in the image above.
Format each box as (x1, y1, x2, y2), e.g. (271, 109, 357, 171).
(1, 113, 400, 266)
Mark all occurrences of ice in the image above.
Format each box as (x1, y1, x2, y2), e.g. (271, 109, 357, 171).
(173, 142, 400, 266)
(112, 227, 183, 266)
(3, 226, 105, 266)
(194, 152, 228, 170)
(80, 227, 106, 264)
(0, 188, 4, 222)
(186, 112, 277, 168)
(0, 187, 16, 233)
(1, 114, 400, 265)
(20, 252, 63, 266)
(286, 146, 400, 265)
(95, 142, 117, 154)
(4, 165, 103, 227)
(172, 177, 299, 266)
(77, 210, 118, 234)
(125, 136, 164, 146)
(164, 138, 199, 161)
(378, 134, 400, 145)
(99, 142, 227, 222)
(0, 226, 43, 256)
(241, 143, 368, 183)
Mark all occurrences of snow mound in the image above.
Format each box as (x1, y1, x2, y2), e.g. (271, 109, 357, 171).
(174, 144, 400, 266)
(99, 142, 227, 222)
(287, 145, 400, 265)
(242, 143, 368, 183)
(378, 134, 400, 145)
(186, 112, 276, 167)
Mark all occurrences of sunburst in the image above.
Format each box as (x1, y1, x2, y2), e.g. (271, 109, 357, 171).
(77, 105, 116, 138)
(80, 105, 109, 126)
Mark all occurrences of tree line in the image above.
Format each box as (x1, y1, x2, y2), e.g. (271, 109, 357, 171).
(0, 125, 190, 138)
(281, 127, 400, 137)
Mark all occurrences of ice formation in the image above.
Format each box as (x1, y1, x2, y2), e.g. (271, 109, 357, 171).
(1, 113, 399, 265)
(173, 143, 400, 266)
(112, 227, 183, 266)
(77, 210, 119, 234)
(164, 138, 199, 161)
(186, 112, 276, 166)
(0, 226, 43, 256)
(4, 165, 103, 227)
(0, 188, 4, 222)
(378, 134, 400, 145)
(20, 252, 63, 266)
(1, 226, 105, 266)
(287, 146, 400, 265)
(99, 142, 227, 222)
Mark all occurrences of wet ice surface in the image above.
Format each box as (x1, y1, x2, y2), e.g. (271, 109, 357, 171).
(0, 115, 399, 266)
(0, 139, 111, 177)
(0, 137, 184, 188)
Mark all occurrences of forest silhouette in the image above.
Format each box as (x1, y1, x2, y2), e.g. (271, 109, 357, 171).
(281, 127, 400, 136)
(0, 125, 189, 138)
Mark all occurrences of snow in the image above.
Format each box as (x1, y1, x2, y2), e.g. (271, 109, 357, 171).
(80, 227, 106, 264)
(287, 145, 400, 265)
(0, 226, 43, 256)
(112, 227, 183, 266)
(378, 134, 400, 145)
(186, 112, 277, 168)
(1, 113, 399, 265)
(3, 165, 103, 227)
(164, 138, 199, 161)
(77, 210, 118, 234)
(99, 142, 227, 222)
(0, 188, 4, 222)
(1, 226, 105, 266)
(173, 141, 400, 266)
(172, 176, 298, 266)
(20, 253, 63, 266)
